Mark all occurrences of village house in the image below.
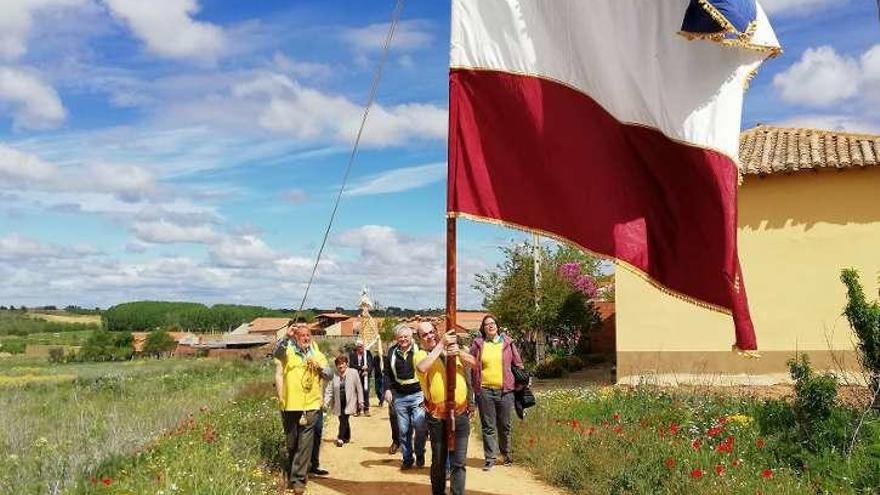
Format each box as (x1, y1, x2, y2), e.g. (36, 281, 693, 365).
(614, 125, 880, 384)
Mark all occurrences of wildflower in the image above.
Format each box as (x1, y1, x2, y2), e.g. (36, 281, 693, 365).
(691, 438, 702, 450)
(664, 457, 676, 469)
(732, 459, 741, 467)
(761, 468, 773, 479)
(102, 477, 112, 486)
(613, 412, 620, 422)
(571, 419, 580, 429)
(715, 464, 726, 476)
(716, 435, 735, 454)
(756, 437, 766, 449)
(717, 416, 728, 425)
(707, 426, 723, 437)
(613, 425, 623, 434)
(669, 422, 680, 435)
(727, 414, 753, 426)
(690, 468, 704, 479)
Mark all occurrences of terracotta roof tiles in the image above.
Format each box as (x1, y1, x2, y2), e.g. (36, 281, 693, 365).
(740, 125, 880, 176)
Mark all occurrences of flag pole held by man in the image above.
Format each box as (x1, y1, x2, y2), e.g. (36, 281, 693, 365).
(446, 0, 781, 354)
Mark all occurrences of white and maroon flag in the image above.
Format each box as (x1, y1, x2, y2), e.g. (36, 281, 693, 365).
(448, 0, 779, 351)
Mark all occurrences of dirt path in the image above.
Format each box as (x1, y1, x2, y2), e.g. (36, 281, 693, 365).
(302, 403, 566, 495)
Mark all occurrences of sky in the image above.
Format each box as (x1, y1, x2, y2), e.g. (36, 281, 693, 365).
(0, 0, 877, 311)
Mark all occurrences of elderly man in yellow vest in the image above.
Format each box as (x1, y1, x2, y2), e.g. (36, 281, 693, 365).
(274, 323, 328, 495)
(415, 321, 476, 495)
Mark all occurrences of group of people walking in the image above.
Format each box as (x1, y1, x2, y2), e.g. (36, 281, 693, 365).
(273, 314, 525, 495)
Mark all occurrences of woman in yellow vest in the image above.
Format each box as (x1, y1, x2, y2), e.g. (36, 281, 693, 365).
(274, 323, 328, 495)
(469, 314, 524, 471)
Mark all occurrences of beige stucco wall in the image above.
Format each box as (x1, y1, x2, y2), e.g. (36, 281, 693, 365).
(616, 167, 880, 384)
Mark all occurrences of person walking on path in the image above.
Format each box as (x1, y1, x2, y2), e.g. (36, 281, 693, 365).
(415, 321, 475, 495)
(274, 323, 329, 494)
(324, 354, 364, 446)
(348, 339, 372, 416)
(469, 315, 524, 471)
(383, 324, 427, 469)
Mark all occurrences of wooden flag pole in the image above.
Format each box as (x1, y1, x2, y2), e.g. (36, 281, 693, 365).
(445, 215, 457, 451)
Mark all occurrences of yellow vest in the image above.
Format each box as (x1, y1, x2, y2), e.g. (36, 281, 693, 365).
(481, 339, 504, 389)
(275, 342, 328, 411)
(416, 349, 468, 418)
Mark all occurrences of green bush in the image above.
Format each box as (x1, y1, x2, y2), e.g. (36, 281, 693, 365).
(534, 359, 568, 379)
(79, 330, 133, 362)
(0, 338, 26, 354)
(47, 347, 66, 364)
(840, 269, 880, 405)
(142, 329, 177, 356)
(561, 355, 585, 372)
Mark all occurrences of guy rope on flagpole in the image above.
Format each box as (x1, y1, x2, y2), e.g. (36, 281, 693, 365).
(285, 0, 404, 327)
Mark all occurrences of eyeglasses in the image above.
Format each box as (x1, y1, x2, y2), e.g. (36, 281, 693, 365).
(484, 321, 497, 327)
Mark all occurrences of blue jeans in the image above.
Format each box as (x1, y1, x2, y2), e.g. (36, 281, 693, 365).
(392, 390, 427, 464)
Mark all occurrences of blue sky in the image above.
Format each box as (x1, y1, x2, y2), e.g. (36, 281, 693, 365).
(0, 0, 877, 310)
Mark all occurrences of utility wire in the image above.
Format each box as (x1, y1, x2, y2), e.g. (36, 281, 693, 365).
(293, 0, 406, 320)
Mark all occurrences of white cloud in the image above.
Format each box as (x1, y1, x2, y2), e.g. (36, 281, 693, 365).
(0, 233, 98, 261)
(208, 234, 281, 268)
(342, 20, 432, 52)
(103, 0, 226, 62)
(346, 163, 445, 196)
(772, 114, 880, 134)
(0, 67, 66, 129)
(132, 219, 217, 244)
(233, 73, 446, 146)
(759, 0, 846, 15)
(272, 53, 333, 80)
(0, 0, 86, 61)
(773, 46, 860, 107)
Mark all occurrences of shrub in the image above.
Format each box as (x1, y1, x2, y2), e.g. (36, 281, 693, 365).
(79, 330, 133, 362)
(534, 359, 567, 378)
(561, 355, 585, 372)
(142, 329, 177, 356)
(840, 269, 880, 405)
(48, 347, 66, 364)
(0, 338, 26, 354)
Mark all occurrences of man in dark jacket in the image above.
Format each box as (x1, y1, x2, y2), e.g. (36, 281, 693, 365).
(348, 339, 372, 416)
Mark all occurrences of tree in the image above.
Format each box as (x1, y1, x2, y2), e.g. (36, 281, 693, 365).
(474, 241, 601, 361)
(143, 329, 178, 357)
(840, 269, 880, 408)
(80, 330, 133, 361)
(380, 316, 400, 345)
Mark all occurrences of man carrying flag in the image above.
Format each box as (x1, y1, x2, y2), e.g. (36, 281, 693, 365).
(415, 321, 475, 495)
(447, 0, 780, 352)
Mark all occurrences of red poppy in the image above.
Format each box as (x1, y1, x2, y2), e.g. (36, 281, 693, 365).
(761, 468, 773, 479)
(664, 458, 676, 468)
(657, 427, 666, 438)
(715, 464, 726, 476)
(588, 426, 596, 436)
(691, 438, 702, 450)
(669, 422, 680, 435)
(717, 416, 728, 425)
(707, 426, 723, 437)
(613, 412, 621, 422)
(690, 468, 704, 480)
(613, 425, 623, 434)
(716, 435, 735, 453)
(101, 477, 112, 486)
(756, 437, 766, 449)
(732, 459, 741, 467)
(571, 419, 580, 429)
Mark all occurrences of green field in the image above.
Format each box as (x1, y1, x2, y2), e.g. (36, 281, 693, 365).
(0, 356, 275, 494)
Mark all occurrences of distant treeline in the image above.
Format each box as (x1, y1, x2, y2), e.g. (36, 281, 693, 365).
(0, 311, 100, 337)
(102, 301, 313, 333)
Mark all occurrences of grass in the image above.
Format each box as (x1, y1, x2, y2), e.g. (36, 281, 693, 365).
(71, 383, 282, 494)
(27, 312, 103, 326)
(512, 387, 880, 494)
(0, 356, 272, 494)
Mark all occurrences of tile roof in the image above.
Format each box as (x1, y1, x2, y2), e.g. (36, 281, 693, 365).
(247, 317, 291, 334)
(740, 125, 880, 176)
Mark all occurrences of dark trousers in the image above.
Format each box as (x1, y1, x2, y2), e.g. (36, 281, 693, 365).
(375, 374, 384, 404)
(310, 409, 323, 468)
(390, 399, 400, 445)
(360, 373, 370, 411)
(280, 410, 318, 489)
(337, 414, 351, 442)
(477, 388, 514, 462)
(427, 414, 469, 495)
